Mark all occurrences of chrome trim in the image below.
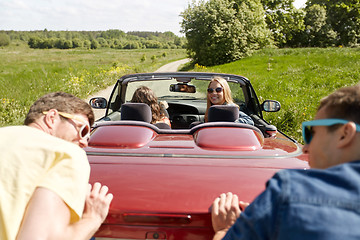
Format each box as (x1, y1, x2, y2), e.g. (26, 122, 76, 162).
(87, 144, 303, 159)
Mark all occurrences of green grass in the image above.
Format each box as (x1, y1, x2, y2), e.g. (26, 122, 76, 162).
(2, 45, 360, 143)
(0, 43, 186, 126)
(189, 47, 360, 142)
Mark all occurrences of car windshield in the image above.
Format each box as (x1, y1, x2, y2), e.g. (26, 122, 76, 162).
(125, 79, 245, 103)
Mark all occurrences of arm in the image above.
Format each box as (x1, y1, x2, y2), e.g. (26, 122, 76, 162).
(16, 182, 113, 240)
(235, 111, 254, 125)
(211, 192, 249, 240)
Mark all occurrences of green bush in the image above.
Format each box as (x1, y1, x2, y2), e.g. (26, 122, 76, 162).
(181, 0, 272, 66)
(0, 33, 10, 46)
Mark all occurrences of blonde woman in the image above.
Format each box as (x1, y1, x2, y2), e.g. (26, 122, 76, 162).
(204, 76, 253, 125)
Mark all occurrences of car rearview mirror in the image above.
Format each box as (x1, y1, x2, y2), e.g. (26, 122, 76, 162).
(169, 83, 196, 93)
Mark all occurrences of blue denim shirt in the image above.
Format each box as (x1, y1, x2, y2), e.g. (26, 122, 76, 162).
(223, 161, 360, 240)
(224, 103, 254, 125)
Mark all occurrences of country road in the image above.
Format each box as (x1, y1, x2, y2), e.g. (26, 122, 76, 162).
(86, 58, 190, 120)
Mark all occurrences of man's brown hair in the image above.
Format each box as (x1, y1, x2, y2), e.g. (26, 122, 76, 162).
(24, 92, 94, 126)
(319, 84, 360, 125)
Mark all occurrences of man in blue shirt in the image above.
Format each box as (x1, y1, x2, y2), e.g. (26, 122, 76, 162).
(212, 84, 360, 240)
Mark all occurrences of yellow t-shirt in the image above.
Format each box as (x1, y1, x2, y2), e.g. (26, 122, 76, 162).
(0, 126, 90, 240)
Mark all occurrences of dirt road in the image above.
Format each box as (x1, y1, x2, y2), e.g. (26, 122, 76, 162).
(87, 58, 190, 120)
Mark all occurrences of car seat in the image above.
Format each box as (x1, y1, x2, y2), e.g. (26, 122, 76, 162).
(120, 103, 152, 123)
(207, 105, 239, 122)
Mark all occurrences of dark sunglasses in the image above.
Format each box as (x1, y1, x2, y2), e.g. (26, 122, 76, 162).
(207, 87, 223, 93)
(302, 118, 360, 144)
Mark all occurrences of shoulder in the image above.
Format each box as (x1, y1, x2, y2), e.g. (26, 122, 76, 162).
(1, 126, 86, 162)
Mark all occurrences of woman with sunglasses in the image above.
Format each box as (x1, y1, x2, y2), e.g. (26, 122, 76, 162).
(205, 76, 254, 125)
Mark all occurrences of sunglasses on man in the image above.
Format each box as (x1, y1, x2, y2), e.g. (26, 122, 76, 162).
(43, 111, 91, 140)
(302, 118, 360, 144)
(207, 87, 223, 93)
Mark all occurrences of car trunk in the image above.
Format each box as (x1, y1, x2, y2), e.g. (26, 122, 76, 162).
(88, 154, 307, 240)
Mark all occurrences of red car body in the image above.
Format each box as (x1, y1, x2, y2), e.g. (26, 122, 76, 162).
(86, 73, 309, 239)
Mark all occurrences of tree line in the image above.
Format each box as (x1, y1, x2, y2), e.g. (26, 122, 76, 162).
(181, 0, 360, 66)
(0, 29, 186, 50)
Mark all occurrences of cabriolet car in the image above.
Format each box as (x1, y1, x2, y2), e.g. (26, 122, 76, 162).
(86, 72, 309, 240)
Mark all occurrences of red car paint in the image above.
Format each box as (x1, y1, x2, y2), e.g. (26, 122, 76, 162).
(86, 122, 308, 239)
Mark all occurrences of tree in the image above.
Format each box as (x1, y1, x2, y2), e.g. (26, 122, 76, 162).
(303, 4, 337, 47)
(307, 0, 360, 46)
(261, 0, 306, 47)
(181, 0, 272, 66)
(0, 33, 10, 46)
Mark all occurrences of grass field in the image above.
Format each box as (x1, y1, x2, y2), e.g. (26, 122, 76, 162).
(0, 43, 186, 126)
(188, 47, 360, 142)
(2, 45, 360, 143)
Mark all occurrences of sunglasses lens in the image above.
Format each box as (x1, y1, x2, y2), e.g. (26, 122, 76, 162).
(80, 124, 90, 139)
(304, 126, 313, 144)
(215, 87, 223, 93)
(207, 88, 214, 93)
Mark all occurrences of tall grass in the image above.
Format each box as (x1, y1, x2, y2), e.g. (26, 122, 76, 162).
(191, 47, 360, 142)
(0, 43, 186, 126)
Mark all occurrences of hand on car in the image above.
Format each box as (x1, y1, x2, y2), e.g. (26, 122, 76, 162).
(211, 192, 249, 238)
(83, 182, 113, 226)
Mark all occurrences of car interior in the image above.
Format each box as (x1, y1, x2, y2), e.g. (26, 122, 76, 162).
(90, 74, 280, 138)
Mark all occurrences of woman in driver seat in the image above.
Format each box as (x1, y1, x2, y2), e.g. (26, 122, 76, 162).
(205, 76, 254, 125)
(131, 86, 171, 127)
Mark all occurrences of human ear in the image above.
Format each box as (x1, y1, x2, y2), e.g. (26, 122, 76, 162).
(337, 122, 357, 148)
(43, 109, 58, 130)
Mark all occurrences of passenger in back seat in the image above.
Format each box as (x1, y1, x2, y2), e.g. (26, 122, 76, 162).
(131, 86, 171, 128)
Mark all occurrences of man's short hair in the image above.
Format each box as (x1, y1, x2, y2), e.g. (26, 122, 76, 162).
(24, 92, 94, 126)
(319, 84, 360, 125)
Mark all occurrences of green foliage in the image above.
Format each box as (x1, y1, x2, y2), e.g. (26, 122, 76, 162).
(262, 0, 306, 47)
(90, 39, 99, 49)
(307, 0, 360, 46)
(1, 30, 186, 50)
(0, 98, 27, 125)
(190, 47, 360, 142)
(303, 4, 337, 47)
(181, 0, 272, 66)
(0, 33, 10, 46)
(0, 48, 186, 126)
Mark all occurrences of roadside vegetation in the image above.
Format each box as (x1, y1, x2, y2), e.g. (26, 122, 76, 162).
(0, 41, 186, 126)
(1, 0, 359, 142)
(184, 47, 360, 142)
(181, 0, 360, 66)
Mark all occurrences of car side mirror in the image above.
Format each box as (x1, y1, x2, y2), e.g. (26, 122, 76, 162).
(169, 83, 196, 93)
(89, 97, 107, 109)
(261, 100, 281, 112)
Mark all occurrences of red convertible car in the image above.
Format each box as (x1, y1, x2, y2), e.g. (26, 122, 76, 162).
(86, 72, 308, 240)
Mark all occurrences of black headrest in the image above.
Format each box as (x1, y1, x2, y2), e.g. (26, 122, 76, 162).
(121, 103, 152, 123)
(208, 105, 239, 122)
(154, 122, 171, 129)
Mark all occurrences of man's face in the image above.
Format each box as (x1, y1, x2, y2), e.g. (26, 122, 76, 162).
(55, 113, 90, 148)
(302, 107, 339, 169)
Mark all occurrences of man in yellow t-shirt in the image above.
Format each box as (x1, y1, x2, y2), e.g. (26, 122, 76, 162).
(0, 92, 113, 240)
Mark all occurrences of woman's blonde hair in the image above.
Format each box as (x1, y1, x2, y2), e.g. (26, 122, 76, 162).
(205, 76, 237, 122)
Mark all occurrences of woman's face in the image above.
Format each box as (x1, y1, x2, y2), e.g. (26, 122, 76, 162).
(208, 81, 225, 105)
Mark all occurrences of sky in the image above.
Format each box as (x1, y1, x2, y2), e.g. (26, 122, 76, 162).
(0, 0, 307, 36)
